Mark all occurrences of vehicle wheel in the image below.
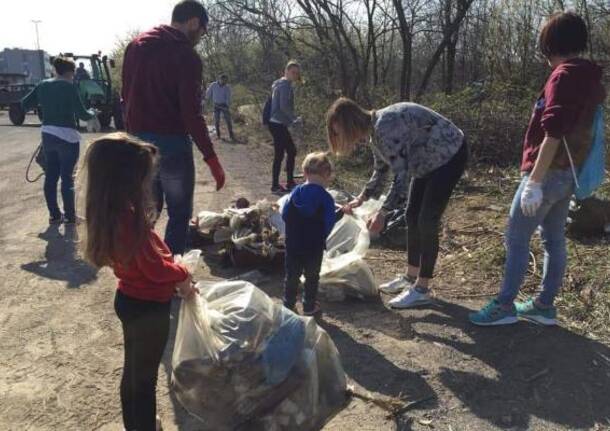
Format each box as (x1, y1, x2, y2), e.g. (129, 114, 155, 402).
(98, 110, 112, 128)
(9, 103, 25, 126)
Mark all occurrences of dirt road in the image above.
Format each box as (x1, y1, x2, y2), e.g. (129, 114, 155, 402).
(1, 113, 609, 431)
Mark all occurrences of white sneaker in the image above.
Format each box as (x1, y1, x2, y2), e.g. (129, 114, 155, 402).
(379, 276, 414, 294)
(388, 288, 431, 309)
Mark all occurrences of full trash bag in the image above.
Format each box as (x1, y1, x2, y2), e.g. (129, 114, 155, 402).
(319, 214, 378, 301)
(278, 192, 383, 301)
(171, 281, 347, 431)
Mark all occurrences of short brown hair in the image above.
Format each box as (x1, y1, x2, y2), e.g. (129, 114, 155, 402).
(172, 0, 208, 27)
(53, 56, 75, 75)
(82, 133, 159, 268)
(302, 151, 333, 177)
(539, 12, 588, 58)
(326, 97, 372, 156)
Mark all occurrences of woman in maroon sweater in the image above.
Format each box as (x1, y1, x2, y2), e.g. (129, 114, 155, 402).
(470, 12, 606, 326)
(83, 133, 198, 431)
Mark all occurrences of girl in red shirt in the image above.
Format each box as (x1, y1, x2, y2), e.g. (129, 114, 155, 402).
(82, 133, 198, 431)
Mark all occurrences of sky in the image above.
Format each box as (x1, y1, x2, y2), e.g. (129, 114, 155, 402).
(0, 0, 179, 56)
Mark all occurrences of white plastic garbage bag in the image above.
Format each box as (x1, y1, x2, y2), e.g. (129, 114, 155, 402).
(171, 281, 347, 430)
(196, 210, 229, 231)
(319, 215, 378, 300)
(277, 194, 383, 301)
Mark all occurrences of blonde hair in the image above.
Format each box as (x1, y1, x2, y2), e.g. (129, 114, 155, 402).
(285, 60, 300, 71)
(326, 97, 373, 156)
(302, 151, 333, 177)
(82, 132, 158, 268)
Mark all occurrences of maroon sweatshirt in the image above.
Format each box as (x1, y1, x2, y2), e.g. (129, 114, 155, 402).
(122, 25, 216, 160)
(521, 58, 605, 172)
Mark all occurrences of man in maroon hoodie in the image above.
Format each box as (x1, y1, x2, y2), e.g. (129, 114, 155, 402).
(470, 12, 606, 326)
(122, 0, 225, 255)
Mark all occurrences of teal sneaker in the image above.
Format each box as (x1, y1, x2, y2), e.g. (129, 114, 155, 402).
(515, 299, 557, 326)
(469, 299, 518, 326)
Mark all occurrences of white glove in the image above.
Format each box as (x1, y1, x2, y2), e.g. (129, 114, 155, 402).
(520, 180, 543, 217)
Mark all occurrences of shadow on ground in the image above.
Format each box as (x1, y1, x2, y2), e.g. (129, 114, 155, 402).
(408, 299, 610, 429)
(21, 224, 98, 288)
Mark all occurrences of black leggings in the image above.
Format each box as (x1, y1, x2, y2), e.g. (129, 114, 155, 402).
(268, 122, 296, 186)
(114, 290, 171, 431)
(406, 140, 468, 279)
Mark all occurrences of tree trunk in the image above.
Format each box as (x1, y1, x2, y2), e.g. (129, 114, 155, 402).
(393, 0, 413, 100)
(416, 0, 474, 101)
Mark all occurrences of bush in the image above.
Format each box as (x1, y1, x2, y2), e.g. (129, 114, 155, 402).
(422, 83, 534, 166)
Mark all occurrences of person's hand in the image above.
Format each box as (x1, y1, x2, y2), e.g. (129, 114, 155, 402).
(342, 196, 364, 215)
(205, 156, 226, 191)
(176, 274, 199, 300)
(366, 210, 386, 235)
(520, 180, 543, 217)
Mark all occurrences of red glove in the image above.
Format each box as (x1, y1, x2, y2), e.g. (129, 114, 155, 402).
(205, 156, 225, 191)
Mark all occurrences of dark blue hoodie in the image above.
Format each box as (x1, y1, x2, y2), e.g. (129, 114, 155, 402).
(282, 183, 336, 254)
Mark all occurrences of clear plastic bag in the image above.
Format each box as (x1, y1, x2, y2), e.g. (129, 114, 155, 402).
(197, 210, 229, 231)
(320, 215, 378, 300)
(276, 195, 383, 301)
(172, 281, 347, 430)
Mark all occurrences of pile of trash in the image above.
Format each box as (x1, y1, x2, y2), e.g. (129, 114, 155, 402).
(172, 276, 347, 430)
(194, 199, 286, 264)
(192, 192, 382, 301)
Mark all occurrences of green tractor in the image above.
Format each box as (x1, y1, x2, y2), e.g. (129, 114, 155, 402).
(6, 52, 123, 129)
(64, 52, 123, 129)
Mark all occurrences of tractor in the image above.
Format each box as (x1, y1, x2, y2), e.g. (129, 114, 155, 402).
(5, 52, 123, 129)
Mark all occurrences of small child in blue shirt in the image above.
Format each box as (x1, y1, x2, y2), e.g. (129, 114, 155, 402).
(282, 152, 337, 315)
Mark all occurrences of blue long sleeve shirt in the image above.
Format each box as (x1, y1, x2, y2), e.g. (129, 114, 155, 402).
(282, 183, 336, 254)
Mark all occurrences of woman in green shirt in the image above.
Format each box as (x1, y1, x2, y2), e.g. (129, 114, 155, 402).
(22, 57, 95, 224)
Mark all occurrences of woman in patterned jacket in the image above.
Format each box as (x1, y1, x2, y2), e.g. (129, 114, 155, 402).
(327, 97, 468, 309)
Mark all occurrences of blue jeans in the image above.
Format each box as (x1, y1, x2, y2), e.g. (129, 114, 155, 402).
(498, 170, 574, 306)
(136, 133, 194, 255)
(284, 250, 324, 312)
(42, 133, 80, 220)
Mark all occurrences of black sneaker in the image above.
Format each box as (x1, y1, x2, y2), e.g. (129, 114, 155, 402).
(271, 185, 288, 195)
(303, 302, 321, 316)
(49, 215, 63, 225)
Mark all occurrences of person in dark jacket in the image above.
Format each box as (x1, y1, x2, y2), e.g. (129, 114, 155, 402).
(269, 60, 302, 194)
(282, 152, 336, 315)
(470, 12, 606, 326)
(22, 56, 96, 225)
(122, 0, 225, 255)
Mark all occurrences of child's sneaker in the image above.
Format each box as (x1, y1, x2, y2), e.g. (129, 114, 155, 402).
(303, 301, 321, 316)
(516, 298, 557, 326)
(379, 275, 415, 294)
(469, 299, 518, 326)
(388, 287, 431, 309)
